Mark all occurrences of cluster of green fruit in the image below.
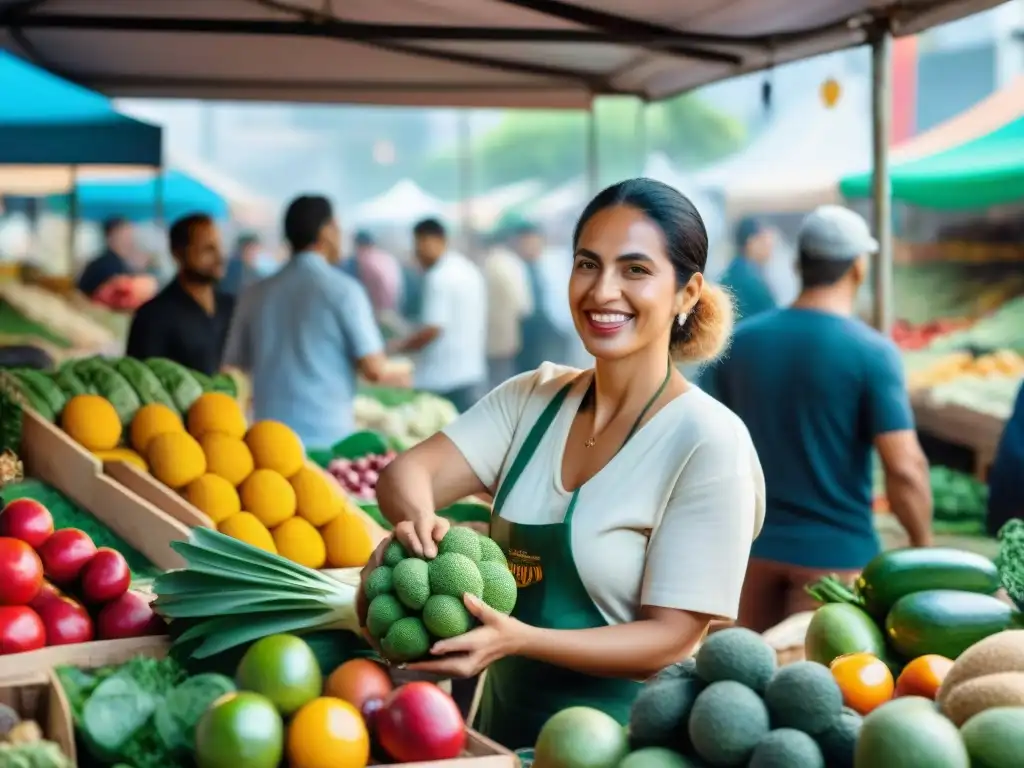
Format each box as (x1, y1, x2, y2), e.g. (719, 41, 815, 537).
(363, 528, 517, 663)
(626, 628, 860, 768)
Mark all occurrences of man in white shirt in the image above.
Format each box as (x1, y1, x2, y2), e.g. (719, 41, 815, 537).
(389, 218, 487, 412)
(484, 229, 532, 390)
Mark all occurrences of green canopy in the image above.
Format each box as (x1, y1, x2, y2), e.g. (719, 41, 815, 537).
(839, 115, 1024, 209)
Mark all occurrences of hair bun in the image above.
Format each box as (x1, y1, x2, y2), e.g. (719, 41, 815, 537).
(672, 283, 735, 363)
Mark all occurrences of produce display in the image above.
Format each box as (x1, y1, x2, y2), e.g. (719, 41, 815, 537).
(50, 373, 375, 570)
(891, 263, 1024, 327)
(930, 466, 988, 536)
(892, 318, 972, 351)
(54, 632, 470, 768)
(353, 389, 458, 448)
(362, 528, 517, 662)
(0, 281, 116, 351)
(928, 374, 1023, 420)
(928, 295, 1024, 354)
(327, 450, 397, 501)
(804, 547, 1015, 669)
(0, 496, 165, 655)
(0, 705, 73, 767)
(904, 349, 1024, 391)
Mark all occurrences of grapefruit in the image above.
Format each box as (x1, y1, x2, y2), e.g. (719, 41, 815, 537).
(236, 634, 322, 716)
(195, 692, 283, 768)
(287, 697, 370, 768)
(325, 659, 393, 711)
(534, 707, 629, 768)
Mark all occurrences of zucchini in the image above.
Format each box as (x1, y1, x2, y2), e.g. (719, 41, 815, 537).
(885, 589, 1022, 659)
(113, 357, 177, 412)
(145, 358, 203, 412)
(856, 547, 1000, 618)
(73, 358, 142, 426)
(54, 364, 91, 396)
(13, 368, 66, 417)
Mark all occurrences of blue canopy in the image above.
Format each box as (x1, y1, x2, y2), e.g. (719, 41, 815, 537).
(50, 171, 229, 222)
(0, 51, 161, 165)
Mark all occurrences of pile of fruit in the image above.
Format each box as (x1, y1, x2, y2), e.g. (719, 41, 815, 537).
(61, 385, 375, 570)
(353, 390, 459, 449)
(891, 318, 972, 351)
(0, 707, 72, 767)
(364, 528, 517, 662)
(327, 451, 397, 501)
(804, 548, 1015, 671)
(0, 497, 164, 655)
(0, 355, 237, 453)
(904, 349, 1024, 391)
(193, 634, 468, 768)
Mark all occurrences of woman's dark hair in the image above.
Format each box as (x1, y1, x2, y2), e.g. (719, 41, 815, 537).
(572, 178, 733, 362)
(284, 195, 333, 253)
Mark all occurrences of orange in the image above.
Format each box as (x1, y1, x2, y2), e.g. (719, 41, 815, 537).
(325, 659, 393, 712)
(830, 652, 894, 715)
(895, 654, 954, 699)
(287, 697, 369, 768)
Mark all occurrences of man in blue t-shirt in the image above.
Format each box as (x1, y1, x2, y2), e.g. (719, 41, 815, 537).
(705, 205, 933, 632)
(719, 217, 777, 323)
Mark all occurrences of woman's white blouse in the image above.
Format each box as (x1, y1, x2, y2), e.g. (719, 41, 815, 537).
(443, 363, 766, 624)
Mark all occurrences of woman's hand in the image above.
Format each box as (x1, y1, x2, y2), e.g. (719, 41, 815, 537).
(356, 514, 451, 627)
(405, 593, 529, 678)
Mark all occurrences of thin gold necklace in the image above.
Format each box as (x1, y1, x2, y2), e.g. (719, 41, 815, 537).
(583, 362, 672, 448)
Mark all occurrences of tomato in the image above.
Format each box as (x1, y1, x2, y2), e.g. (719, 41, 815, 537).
(0, 605, 46, 654)
(0, 537, 44, 605)
(0, 499, 54, 549)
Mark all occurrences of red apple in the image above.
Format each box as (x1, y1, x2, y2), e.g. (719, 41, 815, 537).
(36, 595, 94, 646)
(0, 499, 54, 549)
(377, 682, 466, 763)
(80, 548, 131, 604)
(0, 537, 44, 606)
(39, 529, 97, 584)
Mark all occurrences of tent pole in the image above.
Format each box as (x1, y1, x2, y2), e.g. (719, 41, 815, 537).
(870, 24, 894, 335)
(636, 100, 648, 176)
(586, 105, 599, 197)
(68, 165, 78, 278)
(457, 111, 473, 256)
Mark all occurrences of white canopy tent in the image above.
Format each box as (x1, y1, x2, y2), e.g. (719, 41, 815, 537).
(349, 179, 450, 227)
(694, 77, 873, 217)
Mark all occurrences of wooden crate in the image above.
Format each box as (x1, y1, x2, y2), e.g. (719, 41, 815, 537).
(0, 676, 74, 762)
(0, 636, 170, 688)
(44, 640, 516, 768)
(19, 408, 191, 570)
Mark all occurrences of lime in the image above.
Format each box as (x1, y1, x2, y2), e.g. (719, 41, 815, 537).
(195, 691, 283, 768)
(236, 634, 323, 716)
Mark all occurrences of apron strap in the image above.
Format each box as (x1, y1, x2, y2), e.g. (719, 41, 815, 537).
(492, 381, 574, 513)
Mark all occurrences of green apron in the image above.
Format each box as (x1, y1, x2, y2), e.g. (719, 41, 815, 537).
(476, 366, 670, 750)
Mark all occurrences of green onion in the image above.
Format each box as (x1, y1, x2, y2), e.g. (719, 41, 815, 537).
(153, 527, 362, 658)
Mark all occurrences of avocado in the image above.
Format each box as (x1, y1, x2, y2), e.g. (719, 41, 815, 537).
(816, 709, 862, 768)
(478, 560, 517, 614)
(438, 527, 483, 562)
(381, 617, 431, 663)
(960, 706, 1024, 768)
(628, 677, 701, 751)
(695, 628, 777, 693)
(688, 680, 769, 766)
(854, 697, 970, 768)
(750, 728, 824, 768)
(392, 557, 431, 610)
(422, 594, 473, 638)
(428, 552, 484, 599)
(366, 594, 407, 639)
(363, 565, 393, 601)
(383, 539, 408, 568)
(764, 662, 844, 735)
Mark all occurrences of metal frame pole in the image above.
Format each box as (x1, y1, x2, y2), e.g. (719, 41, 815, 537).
(636, 100, 648, 176)
(457, 111, 473, 255)
(870, 24, 894, 334)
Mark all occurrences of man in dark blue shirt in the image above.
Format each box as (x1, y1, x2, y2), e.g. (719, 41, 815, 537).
(987, 384, 1024, 536)
(77, 217, 135, 297)
(719, 217, 777, 323)
(705, 205, 932, 632)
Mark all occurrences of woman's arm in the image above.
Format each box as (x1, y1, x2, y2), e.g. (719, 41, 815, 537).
(375, 432, 489, 556)
(410, 599, 709, 680)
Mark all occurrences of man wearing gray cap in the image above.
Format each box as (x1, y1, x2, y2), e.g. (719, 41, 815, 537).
(704, 205, 932, 633)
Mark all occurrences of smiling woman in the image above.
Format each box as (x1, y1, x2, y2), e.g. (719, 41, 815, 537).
(366, 177, 766, 751)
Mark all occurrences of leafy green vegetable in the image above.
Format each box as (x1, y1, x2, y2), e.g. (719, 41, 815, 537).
(82, 676, 157, 758)
(153, 674, 235, 754)
(997, 519, 1024, 611)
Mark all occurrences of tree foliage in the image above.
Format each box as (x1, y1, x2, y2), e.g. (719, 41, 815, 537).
(419, 95, 745, 196)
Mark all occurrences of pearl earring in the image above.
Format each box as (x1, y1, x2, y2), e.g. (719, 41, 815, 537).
(677, 312, 687, 326)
